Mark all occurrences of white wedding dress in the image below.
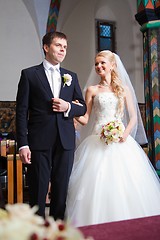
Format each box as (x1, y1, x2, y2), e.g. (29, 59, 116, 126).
(65, 92, 160, 227)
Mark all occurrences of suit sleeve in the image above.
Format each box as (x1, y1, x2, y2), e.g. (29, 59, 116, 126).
(68, 73, 87, 118)
(16, 70, 29, 148)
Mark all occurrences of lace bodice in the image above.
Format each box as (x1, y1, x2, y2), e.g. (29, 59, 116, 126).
(92, 92, 120, 134)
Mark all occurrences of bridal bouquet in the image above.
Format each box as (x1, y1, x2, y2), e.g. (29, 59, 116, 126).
(100, 120, 125, 145)
(0, 204, 93, 240)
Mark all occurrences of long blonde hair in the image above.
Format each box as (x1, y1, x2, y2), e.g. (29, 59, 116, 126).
(96, 50, 125, 116)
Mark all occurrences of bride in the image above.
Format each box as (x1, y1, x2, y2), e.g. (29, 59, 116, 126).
(65, 50, 160, 227)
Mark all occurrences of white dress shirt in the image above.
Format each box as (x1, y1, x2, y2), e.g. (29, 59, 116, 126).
(43, 59, 61, 98)
(43, 59, 71, 116)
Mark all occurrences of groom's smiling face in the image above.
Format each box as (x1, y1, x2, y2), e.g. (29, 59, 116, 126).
(44, 37, 67, 65)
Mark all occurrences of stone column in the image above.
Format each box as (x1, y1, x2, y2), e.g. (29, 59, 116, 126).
(46, 0, 61, 33)
(135, 0, 160, 169)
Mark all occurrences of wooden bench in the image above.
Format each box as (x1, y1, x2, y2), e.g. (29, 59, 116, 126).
(0, 140, 23, 204)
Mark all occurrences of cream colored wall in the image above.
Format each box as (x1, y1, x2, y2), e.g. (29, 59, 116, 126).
(58, 0, 144, 102)
(57, 0, 97, 91)
(0, 0, 43, 100)
(0, 0, 144, 102)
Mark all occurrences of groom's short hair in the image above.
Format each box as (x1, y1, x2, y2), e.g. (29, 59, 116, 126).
(42, 31, 67, 47)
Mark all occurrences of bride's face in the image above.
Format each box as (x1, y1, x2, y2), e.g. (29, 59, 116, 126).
(95, 56, 112, 77)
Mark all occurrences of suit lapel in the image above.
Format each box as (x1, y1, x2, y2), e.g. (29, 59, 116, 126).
(35, 63, 53, 98)
(59, 68, 66, 97)
(35, 65, 70, 98)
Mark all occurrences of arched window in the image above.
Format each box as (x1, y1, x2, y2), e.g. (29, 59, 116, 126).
(96, 20, 116, 52)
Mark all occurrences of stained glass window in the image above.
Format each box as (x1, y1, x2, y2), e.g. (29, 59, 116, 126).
(96, 20, 116, 52)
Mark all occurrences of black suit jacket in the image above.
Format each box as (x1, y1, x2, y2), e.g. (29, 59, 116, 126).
(16, 63, 86, 150)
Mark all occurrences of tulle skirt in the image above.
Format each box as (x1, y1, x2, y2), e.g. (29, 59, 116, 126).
(65, 135, 160, 227)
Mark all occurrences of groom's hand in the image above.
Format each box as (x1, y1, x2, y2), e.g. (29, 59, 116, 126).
(52, 98, 69, 112)
(19, 148, 31, 164)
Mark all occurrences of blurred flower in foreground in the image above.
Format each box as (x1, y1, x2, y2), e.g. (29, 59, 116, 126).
(0, 203, 93, 240)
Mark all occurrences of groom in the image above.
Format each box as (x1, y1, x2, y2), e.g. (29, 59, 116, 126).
(16, 31, 86, 219)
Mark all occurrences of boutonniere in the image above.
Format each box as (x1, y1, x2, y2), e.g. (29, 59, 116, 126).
(62, 73, 72, 87)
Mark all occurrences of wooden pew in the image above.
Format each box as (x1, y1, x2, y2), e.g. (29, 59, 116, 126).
(0, 139, 15, 204)
(0, 140, 23, 204)
(16, 154, 23, 203)
(7, 154, 14, 204)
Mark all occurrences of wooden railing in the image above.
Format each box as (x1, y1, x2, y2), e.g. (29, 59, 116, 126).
(0, 140, 23, 204)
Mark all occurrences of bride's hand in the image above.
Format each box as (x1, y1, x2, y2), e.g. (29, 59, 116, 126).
(119, 132, 128, 142)
(72, 100, 79, 104)
(72, 100, 83, 106)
